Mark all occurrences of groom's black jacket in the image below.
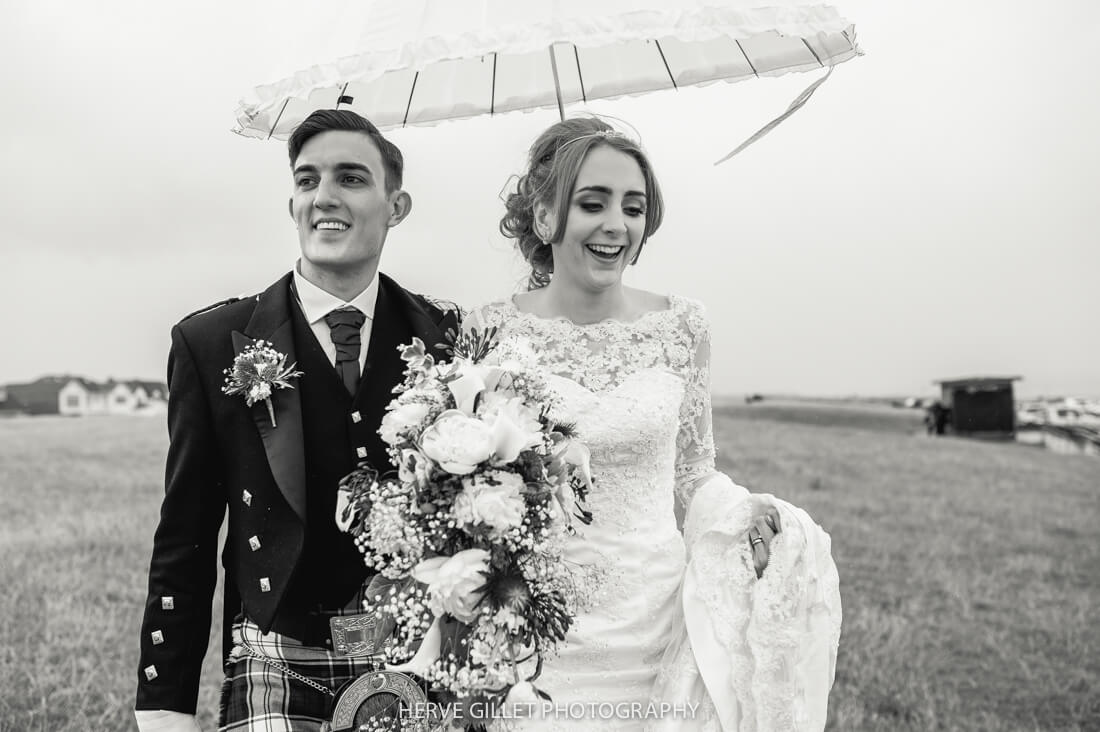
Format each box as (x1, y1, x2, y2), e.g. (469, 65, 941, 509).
(135, 271, 459, 713)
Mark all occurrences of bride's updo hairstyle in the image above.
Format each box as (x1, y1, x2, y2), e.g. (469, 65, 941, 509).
(500, 117, 665, 289)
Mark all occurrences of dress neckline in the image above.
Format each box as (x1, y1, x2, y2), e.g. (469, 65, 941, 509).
(504, 293, 680, 329)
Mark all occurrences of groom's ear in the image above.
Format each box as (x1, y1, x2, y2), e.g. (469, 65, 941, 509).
(287, 197, 294, 221)
(387, 190, 413, 227)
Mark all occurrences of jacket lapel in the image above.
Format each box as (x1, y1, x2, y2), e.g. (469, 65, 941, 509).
(231, 272, 307, 524)
(377, 272, 456, 362)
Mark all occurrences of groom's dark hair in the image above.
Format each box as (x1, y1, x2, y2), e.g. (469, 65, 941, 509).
(288, 109, 404, 193)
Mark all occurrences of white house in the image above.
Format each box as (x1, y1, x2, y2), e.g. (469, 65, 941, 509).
(7, 377, 167, 416)
(58, 379, 112, 416)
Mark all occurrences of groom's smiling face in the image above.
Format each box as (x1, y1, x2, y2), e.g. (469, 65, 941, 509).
(289, 130, 410, 281)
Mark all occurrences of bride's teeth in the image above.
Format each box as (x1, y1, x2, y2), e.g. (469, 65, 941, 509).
(588, 245, 622, 255)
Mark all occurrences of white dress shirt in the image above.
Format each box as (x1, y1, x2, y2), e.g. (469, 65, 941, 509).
(292, 263, 379, 371)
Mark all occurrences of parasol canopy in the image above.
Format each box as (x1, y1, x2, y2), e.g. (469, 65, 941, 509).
(234, 0, 860, 141)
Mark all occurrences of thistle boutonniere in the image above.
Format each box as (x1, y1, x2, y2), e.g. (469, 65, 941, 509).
(222, 339, 303, 427)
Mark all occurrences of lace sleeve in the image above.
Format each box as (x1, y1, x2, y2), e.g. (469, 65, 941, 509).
(674, 300, 719, 510)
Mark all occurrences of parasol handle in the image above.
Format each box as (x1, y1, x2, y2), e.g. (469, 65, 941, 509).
(548, 44, 565, 121)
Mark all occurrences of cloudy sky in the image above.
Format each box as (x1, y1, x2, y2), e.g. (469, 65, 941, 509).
(2, 0, 1097, 398)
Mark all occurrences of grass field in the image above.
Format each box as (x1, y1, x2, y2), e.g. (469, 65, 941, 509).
(1, 406, 1097, 731)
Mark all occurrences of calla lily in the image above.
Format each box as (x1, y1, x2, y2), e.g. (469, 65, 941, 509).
(548, 481, 577, 529)
(482, 365, 509, 393)
(490, 416, 540, 464)
(556, 440, 594, 492)
(446, 365, 488, 415)
(489, 398, 544, 464)
(334, 489, 356, 532)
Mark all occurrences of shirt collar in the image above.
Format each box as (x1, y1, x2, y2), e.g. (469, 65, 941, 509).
(293, 262, 379, 326)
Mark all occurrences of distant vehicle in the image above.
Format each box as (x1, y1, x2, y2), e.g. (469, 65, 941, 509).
(1016, 404, 1047, 426)
(1015, 401, 1100, 427)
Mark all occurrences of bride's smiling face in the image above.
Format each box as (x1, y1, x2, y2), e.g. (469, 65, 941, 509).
(537, 145, 648, 292)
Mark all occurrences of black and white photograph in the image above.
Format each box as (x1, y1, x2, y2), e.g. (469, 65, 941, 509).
(1, 0, 1097, 730)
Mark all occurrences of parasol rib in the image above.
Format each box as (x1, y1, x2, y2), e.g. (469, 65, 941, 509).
(548, 44, 565, 121)
(802, 39, 824, 67)
(403, 71, 420, 127)
(266, 99, 290, 140)
(573, 44, 587, 103)
(734, 39, 759, 78)
(654, 40, 678, 90)
(490, 52, 498, 115)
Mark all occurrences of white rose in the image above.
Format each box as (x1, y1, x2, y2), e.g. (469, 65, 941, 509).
(413, 549, 490, 623)
(379, 401, 432, 445)
(453, 472, 527, 537)
(419, 410, 494, 475)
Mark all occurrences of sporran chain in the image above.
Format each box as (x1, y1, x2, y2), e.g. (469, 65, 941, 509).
(238, 636, 337, 697)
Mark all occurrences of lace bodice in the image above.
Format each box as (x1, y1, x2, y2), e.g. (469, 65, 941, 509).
(466, 296, 840, 731)
(468, 295, 718, 509)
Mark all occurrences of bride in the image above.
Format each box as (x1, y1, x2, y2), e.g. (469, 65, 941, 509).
(463, 117, 841, 731)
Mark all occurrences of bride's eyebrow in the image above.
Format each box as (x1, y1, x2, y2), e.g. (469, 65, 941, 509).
(574, 185, 646, 199)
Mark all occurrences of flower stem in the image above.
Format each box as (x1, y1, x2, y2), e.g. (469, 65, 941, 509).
(265, 398, 277, 427)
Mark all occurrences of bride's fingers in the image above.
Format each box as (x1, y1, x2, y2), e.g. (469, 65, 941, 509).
(764, 507, 781, 534)
(748, 527, 769, 578)
(754, 516, 776, 544)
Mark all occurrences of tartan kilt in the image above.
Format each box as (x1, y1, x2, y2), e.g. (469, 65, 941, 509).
(218, 591, 380, 732)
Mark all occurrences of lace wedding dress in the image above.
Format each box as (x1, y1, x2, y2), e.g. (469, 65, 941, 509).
(467, 296, 841, 732)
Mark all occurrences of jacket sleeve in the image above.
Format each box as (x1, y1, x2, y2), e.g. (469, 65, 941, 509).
(136, 324, 227, 713)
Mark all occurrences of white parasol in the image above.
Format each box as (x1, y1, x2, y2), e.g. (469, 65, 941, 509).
(234, 0, 860, 158)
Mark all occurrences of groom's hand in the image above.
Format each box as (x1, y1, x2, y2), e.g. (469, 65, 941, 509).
(133, 710, 203, 731)
(748, 508, 782, 578)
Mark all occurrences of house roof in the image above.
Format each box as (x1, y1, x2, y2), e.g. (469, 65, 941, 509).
(126, 380, 168, 394)
(934, 376, 1022, 388)
(2, 376, 168, 404)
(4, 378, 69, 409)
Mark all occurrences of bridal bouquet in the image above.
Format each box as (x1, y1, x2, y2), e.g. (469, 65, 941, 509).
(337, 328, 593, 727)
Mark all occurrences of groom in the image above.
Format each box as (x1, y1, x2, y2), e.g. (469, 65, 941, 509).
(134, 110, 460, 730)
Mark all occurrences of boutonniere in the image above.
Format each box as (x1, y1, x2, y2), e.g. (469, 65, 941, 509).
(222, 339, 303, 427)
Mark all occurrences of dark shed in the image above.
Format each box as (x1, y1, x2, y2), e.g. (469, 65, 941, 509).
(934, 376, 1021, 437)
